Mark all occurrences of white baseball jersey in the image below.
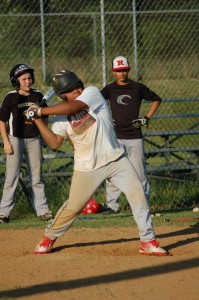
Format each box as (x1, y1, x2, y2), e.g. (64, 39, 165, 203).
(52, 86, 124, 171)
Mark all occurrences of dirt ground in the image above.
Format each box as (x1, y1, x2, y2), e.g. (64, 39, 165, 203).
(0, 224, 199, 300)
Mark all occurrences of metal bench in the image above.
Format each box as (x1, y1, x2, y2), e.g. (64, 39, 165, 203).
(142, 98, 199, 174)
(0, 97, 198, 177)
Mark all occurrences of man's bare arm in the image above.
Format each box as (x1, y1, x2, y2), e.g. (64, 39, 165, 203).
(34, 119, 64, 149)
(0, 121, 14, 154)
(41, 100, 88, 116)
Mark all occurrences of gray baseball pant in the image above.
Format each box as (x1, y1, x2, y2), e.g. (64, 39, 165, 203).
(44, 155, 155, 242)
(0, 135, 49, 217)
(106, 138, 150, 212)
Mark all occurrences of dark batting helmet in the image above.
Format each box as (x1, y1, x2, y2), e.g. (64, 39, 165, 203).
(10, 64, 34, 89)
(52, 70, 83, 96)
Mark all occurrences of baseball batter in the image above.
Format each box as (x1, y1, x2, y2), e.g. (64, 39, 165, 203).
(101, 56, 162, 213)
(27, 69, 169, 256)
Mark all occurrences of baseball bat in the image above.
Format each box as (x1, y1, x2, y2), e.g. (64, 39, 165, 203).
(19, 177, 36, 214)
(40, 87, 55, 107)
(28, 87, 55, 118)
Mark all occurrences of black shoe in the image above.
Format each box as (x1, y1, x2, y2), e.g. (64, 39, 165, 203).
(0, 215, 10, 224)
(102, 208, 119, 214)
(39, 211, 53, 221)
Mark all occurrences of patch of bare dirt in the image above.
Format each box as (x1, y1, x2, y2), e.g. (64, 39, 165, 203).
(0, 225, 199, 300)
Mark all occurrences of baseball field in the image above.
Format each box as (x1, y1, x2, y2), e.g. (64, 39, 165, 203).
(0, 215, 198, 300)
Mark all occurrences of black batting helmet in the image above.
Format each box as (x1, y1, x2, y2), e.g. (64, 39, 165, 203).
(10, 64, 34, 89)
(52, 70, 83, 96)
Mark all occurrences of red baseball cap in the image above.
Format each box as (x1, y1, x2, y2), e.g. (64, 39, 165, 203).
(112, 56, 131, 71)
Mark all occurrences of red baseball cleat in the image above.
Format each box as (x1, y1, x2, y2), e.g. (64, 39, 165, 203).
(139, 240, 169, 256)
(34, 237, 56, 254)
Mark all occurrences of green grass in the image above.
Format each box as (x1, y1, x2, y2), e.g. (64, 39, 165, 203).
(1, 210, 199, 230)
(0, 172, 198, 216)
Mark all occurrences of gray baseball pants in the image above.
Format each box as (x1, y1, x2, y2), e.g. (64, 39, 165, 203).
(106, 138, 150, 212)
(44, 155, 155, 242)
(0, 135, 49, 217)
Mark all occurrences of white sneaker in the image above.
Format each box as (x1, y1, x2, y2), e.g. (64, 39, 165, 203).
(35, 237, 56, 254)
(139, 240, 169, 256)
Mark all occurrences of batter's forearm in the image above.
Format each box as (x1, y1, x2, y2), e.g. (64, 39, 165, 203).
(40, 100, 88, 116)
(34, 119, 63, 149)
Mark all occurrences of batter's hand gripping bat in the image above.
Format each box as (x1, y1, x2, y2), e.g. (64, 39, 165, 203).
(27, 87, 55, 118)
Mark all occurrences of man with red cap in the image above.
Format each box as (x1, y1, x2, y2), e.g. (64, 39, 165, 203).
(101, 56, 162, 213)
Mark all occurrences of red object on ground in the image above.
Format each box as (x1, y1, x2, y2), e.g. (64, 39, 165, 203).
(81, 198, 102, 214)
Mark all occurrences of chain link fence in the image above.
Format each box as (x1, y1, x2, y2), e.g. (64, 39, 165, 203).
(0, 0, 199, 214)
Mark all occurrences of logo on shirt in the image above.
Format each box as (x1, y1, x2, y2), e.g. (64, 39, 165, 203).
(117, 95, 131, 105)
(68, 110, 96, 134)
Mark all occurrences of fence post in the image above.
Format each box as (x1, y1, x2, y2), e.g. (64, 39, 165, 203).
(93, 14, 98, 72)
(40, 0, 46, 83)
(100, 0, 107, 87)
(132, 0, 139, 81)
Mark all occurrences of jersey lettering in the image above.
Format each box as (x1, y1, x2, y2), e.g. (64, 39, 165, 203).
(18, 102, 36, 108)
(68, 110, 96, 134)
